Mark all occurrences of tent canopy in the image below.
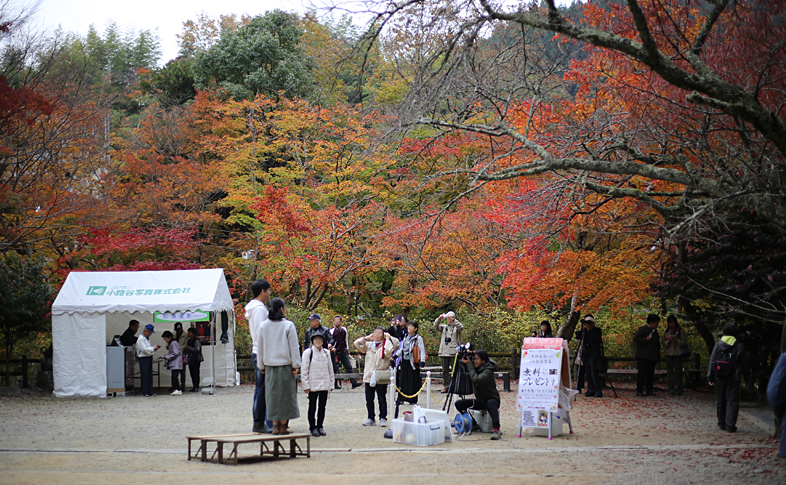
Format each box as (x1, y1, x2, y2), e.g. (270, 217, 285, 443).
(52, 269, 236, 398)
(52, 268, 235, 315)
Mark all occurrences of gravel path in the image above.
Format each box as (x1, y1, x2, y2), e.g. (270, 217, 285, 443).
(1, 381, 783, 484)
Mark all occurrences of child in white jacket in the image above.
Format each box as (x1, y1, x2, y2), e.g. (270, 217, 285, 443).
(301, 332, 334, 437)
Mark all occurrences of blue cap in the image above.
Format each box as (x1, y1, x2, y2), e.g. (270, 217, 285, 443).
(308, 313, 321, 321)
(145, 324, 155, 333)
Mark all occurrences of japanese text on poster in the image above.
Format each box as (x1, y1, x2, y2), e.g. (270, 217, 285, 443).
(516, 345, 562, 427)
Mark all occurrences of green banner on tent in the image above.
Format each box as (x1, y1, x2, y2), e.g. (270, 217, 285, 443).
(153, 311, 210, 323)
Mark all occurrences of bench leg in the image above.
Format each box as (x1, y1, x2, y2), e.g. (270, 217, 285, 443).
(290, 439, 296, 458)
(188, 438, 192, 461)
(503, 373, 510, 392)
(218, 442, 224, 464)
(202, 440, 208, 461)
(307, 435, 310, 458)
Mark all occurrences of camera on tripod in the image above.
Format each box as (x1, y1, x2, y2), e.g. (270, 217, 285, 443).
(457, 342, 475, 361)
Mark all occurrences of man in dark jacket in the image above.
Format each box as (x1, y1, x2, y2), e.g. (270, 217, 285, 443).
(708, 322, 752, 432)
(454, 349, 502, 440)
(119, 320, 139, 347)
(575, 314, 604, 397)
(303, 314, 335, 352)
(634, 314, 661, 396)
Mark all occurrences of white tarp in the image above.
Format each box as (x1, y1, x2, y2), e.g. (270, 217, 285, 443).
(51, 269, 236, 398)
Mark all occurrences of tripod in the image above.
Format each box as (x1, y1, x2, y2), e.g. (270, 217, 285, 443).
(442, 352, 472, 413)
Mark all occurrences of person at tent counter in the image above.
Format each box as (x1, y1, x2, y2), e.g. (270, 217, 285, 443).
(162, 330, 184, 395)
(174, 322, 188, 349)
(184, 327, 202, 392)
(455, 349, 502, 440)
(136, 324, 160, 397)
(120, 320, 139, 347)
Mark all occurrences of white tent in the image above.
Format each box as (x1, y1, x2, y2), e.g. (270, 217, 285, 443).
(52, 268, 237, 398)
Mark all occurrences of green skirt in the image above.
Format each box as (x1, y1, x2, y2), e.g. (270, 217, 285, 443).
(265, 365, 300, 421)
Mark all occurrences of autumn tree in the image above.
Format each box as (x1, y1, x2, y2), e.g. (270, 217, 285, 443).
(354, 0, 786, 350)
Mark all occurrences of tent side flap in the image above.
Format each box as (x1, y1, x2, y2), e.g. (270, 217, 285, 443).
(53, 312, 107, 398)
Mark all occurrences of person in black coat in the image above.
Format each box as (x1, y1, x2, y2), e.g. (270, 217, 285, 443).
(303, 314, 335, 352)
(119, 320, 139, 347)
(634, 314, 661, 397)
(575, 315, 604, 398)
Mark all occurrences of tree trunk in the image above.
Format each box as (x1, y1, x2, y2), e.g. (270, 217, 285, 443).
(679, 296, 716, 354)
(309, 283, 329, 311)
(556, 295, 581, 342)
(781, 319, 786, 353)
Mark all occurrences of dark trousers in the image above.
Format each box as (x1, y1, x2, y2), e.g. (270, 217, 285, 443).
(307, 390, 329, 430)
(585, 355, 602, 395)
(252, 353, 273, 427)
(715, 378, 741, 428)
(171, 368, 183, 391)
(637, 359, 657, 394)
(188, 362, 200, 389)
(665, 355, 684, 394)
(455, 398, 501, 429)
(332, 350, 358, 387)
(441, 356, 454, 387)
(364, 383, 388, 420)
(780, 411, 786, 458)
(139, 356, 153, 395)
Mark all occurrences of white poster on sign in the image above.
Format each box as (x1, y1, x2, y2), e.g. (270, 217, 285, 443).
(517, 340, 563, 429)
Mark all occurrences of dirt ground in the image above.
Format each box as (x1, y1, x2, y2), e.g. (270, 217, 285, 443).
(0, 380, 783, 484)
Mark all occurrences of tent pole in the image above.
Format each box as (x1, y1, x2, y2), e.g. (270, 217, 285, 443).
(211, 312, 216, 395)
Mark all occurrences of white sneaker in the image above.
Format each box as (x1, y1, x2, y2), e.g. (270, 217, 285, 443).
(379, 418, 387, 427)
(362, 419, 376, 426)
(171, 390, 182, 395)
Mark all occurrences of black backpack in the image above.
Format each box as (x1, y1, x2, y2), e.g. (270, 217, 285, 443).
(714, 346, 735, 376)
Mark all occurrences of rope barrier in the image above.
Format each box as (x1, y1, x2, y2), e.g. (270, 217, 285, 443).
(394, 379, 428, 399)
(429, 390, 447, 404)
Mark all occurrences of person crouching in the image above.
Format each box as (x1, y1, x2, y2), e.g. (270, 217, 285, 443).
(301, 331, 334, 437)
(455, 349, 502, 440)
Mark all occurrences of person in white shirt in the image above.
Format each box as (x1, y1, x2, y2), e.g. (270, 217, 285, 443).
(245, 278, 272, 434)
(136, 324, 160, 397)
(301, 332, 334, 437)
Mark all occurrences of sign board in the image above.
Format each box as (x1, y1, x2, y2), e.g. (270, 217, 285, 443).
(517, 338, 567, 429)
(153, 311, 210, 323)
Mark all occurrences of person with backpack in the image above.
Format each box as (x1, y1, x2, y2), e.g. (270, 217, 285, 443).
(707, 322, 752, 432)
(301, 330, 334, 437)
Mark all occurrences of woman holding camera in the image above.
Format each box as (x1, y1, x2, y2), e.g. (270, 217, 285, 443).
(395, 321, 426, 404)
(434, 311, 463, 393)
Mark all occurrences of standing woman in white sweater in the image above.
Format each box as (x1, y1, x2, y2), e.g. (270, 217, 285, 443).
(256, 298, 302, 435)
(301, 331, 335, 437)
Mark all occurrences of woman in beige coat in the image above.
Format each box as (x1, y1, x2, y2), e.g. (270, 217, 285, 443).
(301, 332, 334, 437)
(354, 327, 398, 427)
(662, 315, 689, 396)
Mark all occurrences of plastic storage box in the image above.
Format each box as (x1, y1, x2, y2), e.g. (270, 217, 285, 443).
(532, 412, 564, 437)
(392, 418, 445, 446)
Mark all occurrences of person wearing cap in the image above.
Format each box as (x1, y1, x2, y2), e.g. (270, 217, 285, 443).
(434, 311, 463, 393)
(575, 314, 604, 398)
(173, 322, 188, 350)
(301, 331, 334, 437)
(303, 314, 334, 353)
(136, 324, 161, 397)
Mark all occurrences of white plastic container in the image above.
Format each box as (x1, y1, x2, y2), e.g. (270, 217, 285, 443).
(392, 418, 445, 446)
(532, 413, 564, 437)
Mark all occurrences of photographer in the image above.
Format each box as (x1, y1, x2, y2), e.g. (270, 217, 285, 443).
(575, 315, 604, 398)
(434, 311, 463, 393)
(454, 349, 502, 440)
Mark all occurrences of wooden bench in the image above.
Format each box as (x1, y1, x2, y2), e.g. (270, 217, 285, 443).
(187, 433, 310, 466)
